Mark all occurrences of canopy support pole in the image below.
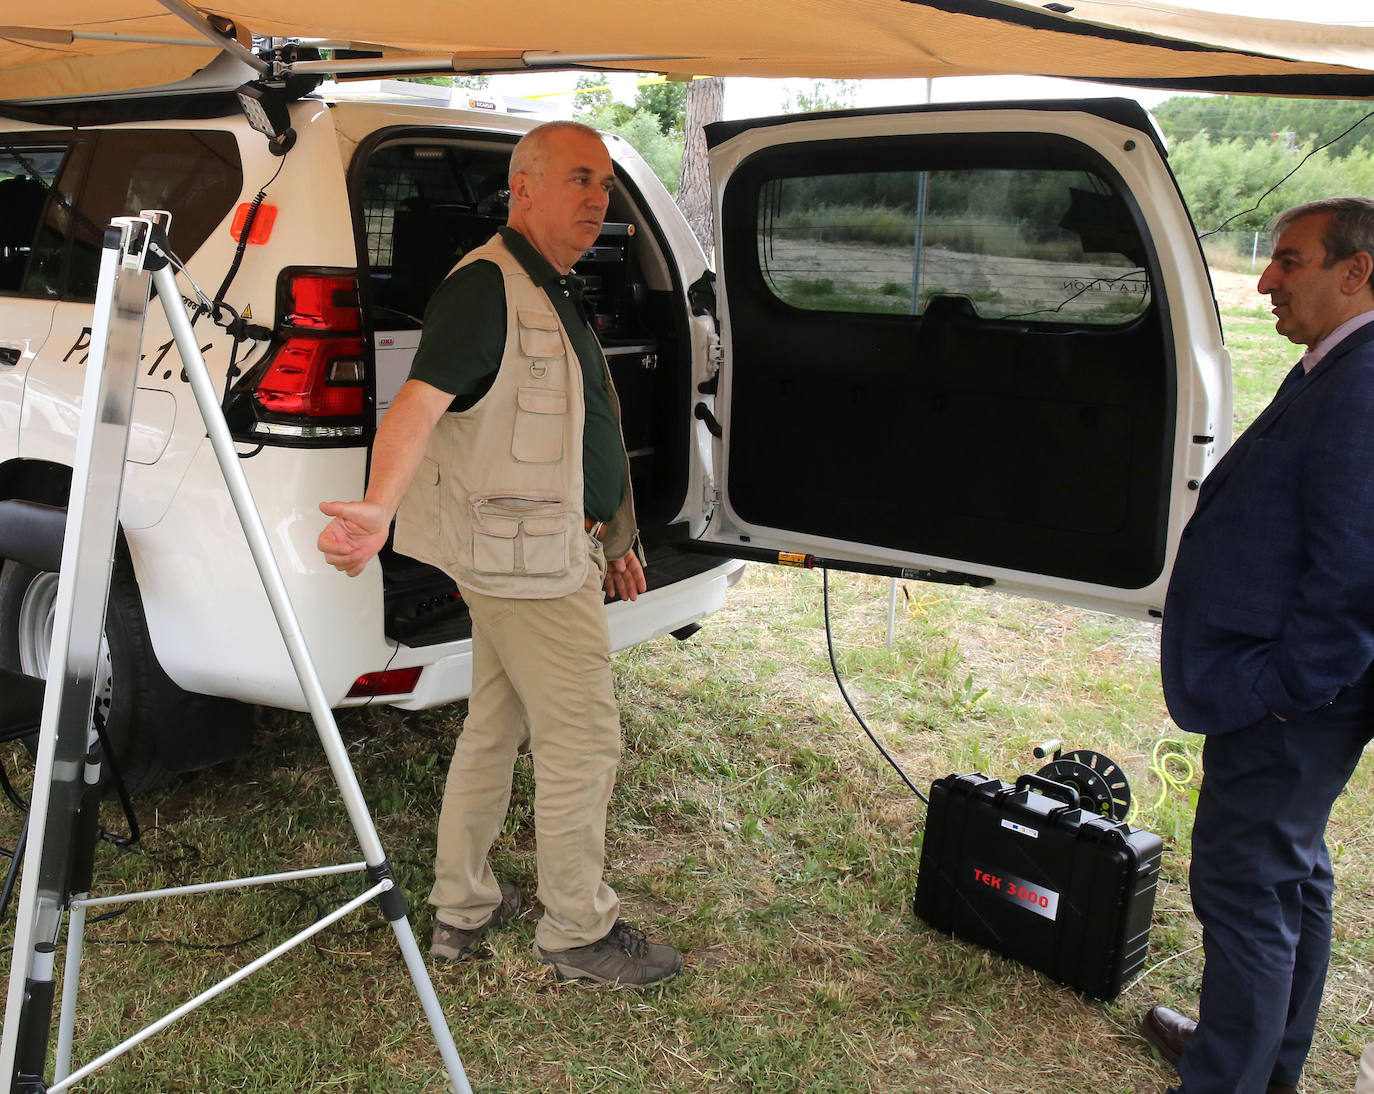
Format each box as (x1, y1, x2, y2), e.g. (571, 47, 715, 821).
(155, 0, 269, 74)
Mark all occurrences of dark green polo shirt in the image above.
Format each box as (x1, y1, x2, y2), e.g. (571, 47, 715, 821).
(408, 226, 627, 523)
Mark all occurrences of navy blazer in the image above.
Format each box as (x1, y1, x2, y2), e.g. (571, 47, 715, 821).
(1161, 318, 1374, 734)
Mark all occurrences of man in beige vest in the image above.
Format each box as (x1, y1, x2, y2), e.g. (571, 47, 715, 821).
(317, 121, 681, 987)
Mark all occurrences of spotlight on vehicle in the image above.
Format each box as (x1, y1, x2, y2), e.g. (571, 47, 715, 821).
(235, 82, 297, 156)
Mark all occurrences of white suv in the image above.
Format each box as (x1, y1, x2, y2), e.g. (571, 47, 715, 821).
(0, 85, 1229, 790)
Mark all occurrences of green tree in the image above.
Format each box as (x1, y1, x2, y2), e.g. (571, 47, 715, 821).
(1169, 132, 1374, 235)
(781, 79, 858, 115)
(398, 74, 491, 88)
(634, 79, 687, 135)
(1154, 94, 1374, 160)
(678, 76, 725, 250)
(586, 105, 684, 196)
(573, 74, 615, 119)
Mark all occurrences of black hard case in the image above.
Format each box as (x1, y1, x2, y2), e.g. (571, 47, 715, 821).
(913, 772, 1163, 1001)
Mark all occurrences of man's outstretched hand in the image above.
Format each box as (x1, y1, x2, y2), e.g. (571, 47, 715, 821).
(318, 500, 390, 577)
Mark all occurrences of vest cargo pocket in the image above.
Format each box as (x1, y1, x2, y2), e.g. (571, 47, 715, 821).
(519, 515, 569, 575)
(471, 513, 521, 574)
(469, 497, 573, 580)
(512, 386, 566, 463)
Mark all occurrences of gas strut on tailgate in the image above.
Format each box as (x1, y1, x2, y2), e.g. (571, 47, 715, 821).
(680, 540, 994, 587)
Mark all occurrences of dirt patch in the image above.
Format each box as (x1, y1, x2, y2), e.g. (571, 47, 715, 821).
(1210, 266, 1264, 313)
(771, 236, 1267, 320)
(769, 239, 1148, 321)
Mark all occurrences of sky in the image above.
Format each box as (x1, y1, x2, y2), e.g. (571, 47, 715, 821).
(483, 0, 1374, 121)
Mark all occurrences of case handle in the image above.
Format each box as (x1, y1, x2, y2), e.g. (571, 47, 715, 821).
(1015, 773, 1080, 808)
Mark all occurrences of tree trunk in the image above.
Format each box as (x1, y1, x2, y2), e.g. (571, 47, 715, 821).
(677, 77, 725, 257)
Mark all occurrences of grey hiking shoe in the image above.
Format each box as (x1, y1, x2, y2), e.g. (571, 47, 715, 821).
(534, 919, 683, 986)
(430, 881, 523, 961)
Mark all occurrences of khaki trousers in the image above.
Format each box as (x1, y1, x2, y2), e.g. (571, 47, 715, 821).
(428, 538, 621, 951)
(1356, 1043, 1374, 1094)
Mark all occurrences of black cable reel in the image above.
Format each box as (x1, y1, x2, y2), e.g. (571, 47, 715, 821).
(1032, 740, 1132, 821)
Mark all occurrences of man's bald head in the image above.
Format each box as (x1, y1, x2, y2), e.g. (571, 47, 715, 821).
(509, 121, 605, 186)
(505, 121, 615, 273)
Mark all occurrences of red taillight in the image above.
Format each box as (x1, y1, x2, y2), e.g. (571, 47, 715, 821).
(286, 275, 361, 331)
(346, 666, 423, 698)
(248, 271, 368, 427)
(253, 336, 365, 417)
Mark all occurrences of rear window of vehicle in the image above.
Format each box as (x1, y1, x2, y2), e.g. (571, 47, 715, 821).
(361, 141, 512, 326)
(0, 130, 241, 300)
(755, 156, 1150, 325)
(66, 131, 242, 299)
(0, 144, 71, 296)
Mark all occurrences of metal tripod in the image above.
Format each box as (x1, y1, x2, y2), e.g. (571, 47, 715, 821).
(0, 214, 472, 1093)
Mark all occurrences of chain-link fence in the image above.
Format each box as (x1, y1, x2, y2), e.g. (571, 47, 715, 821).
(1198, 229, 1271, 274)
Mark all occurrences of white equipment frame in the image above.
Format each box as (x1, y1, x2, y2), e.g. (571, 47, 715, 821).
(0, 213, 472, 1093)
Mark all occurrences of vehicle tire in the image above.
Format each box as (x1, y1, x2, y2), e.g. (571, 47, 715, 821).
(0, 540, 252, 796)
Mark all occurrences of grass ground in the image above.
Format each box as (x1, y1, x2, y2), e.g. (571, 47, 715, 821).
(2, 289, 1371, 1093)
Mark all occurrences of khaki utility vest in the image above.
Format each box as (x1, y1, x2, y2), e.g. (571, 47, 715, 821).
(393, 233, 637, 599)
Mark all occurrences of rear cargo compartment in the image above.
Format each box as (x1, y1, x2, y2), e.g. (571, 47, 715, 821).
(354, 131, 715, 645)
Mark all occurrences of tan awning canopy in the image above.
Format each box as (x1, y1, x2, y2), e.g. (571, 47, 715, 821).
(2, 0, 1373, 104)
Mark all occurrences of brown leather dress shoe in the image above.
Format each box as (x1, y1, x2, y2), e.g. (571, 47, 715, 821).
(1141, 1005, 1196, 1067)
(1142, 1006, 1300, 1093)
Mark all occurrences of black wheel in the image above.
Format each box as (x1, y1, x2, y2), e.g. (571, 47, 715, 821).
(0, 540, 252, 796)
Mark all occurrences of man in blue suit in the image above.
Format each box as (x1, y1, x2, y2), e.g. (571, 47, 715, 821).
(1142, 197, 1374, 1094)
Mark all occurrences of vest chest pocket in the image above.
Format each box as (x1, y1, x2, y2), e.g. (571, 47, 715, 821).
(517, 307, 565, 359)
(512, 386, 567, 463)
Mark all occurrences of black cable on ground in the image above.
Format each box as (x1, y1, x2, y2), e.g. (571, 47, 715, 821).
(822, 568, 928, 804)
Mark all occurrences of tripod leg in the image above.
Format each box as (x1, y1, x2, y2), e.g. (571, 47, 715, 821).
(54, 901, 87, 1083)
(53, 726, 104, 1086)
(391, 919, 474, 1094)
(149, 228, 472, 1090)
(12, 943, 57, 1093)
(1, 221, 152, 1091)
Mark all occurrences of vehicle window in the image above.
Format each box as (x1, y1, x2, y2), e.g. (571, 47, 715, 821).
(757, 165, 1150, 325)
(66, 131, 241, 299)
(720, 133, 1173, 588)
(0, 144, 70, 296)
(362, 142, 511, 325)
